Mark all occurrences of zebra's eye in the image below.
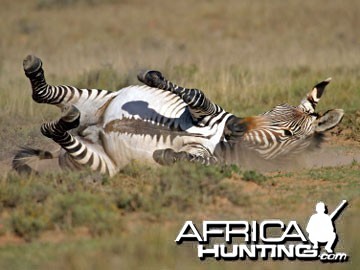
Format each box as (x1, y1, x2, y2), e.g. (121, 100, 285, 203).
(284, 129, 293, 136)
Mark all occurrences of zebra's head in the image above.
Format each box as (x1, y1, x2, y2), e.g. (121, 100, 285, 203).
(224, 78, 344, 160)
(298, 78, 344, 133)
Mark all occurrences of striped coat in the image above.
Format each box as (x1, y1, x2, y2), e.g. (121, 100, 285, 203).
(13, 55, 344, 176)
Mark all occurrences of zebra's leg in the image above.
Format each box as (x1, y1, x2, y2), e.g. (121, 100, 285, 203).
(153, 148, 217, 166)
(138, 70, 221, 120)
(23, 55, 115, 107)
(23, 55, 72, 105)
(41, 105, 117, 176)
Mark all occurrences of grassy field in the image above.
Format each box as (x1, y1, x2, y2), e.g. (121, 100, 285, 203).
(0, 0, 359, 269)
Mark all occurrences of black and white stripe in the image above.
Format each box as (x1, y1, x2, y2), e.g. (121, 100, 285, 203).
(244, 104, 317, 159)
(138, 70, 223, 122)
(40, 105, 116, 175)
(14, 56, 343, 176)
(137, 71, 343, 164)
(24, 55, 116, 107)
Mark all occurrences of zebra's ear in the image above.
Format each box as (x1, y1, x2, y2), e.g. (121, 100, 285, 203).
(299, 78, 332, 113)
(315, 109, 344, 132)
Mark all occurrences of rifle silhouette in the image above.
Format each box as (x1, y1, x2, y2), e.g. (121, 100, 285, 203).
(330, 200, 348, 221)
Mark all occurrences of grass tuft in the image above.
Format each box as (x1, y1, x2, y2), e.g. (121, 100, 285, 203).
(10, 204, 51, 241)
(76, 65, 135, 91)
(51, 192, 119, 236)
(242, 170, 267, 184)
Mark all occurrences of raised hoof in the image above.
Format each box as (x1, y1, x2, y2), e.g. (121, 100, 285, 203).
(23, 55, 42, 75)
(61, 105, 81, 124)
(137, 70, 165, 88)
(59, 105, 80, 131)
(41, 105, 81, 138)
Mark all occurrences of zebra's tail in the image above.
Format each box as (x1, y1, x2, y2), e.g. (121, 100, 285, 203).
(12, 146, 59, 175)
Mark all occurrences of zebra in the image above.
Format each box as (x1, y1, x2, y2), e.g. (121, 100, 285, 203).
(137, 71, 344, 167)
(13, 55, 344, 176)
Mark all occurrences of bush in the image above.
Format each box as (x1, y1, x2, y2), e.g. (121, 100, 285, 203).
(242, 170, 267, 184)
(10, 204, 51, 241)
(51, 192, 119, 236)
(0, 175, 53, 208)
(115, 162, 244, 214)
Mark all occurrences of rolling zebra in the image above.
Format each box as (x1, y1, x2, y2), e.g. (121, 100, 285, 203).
(13, 55, 344, 176)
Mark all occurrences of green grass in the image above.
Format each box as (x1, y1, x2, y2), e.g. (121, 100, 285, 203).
(242, 170, 267, 184)
(307, 163, 360, 181)
(1, 163, 359, 269)
(0, 0, 360, 269)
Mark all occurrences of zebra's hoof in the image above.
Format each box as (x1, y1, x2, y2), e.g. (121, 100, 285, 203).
(61, 105, 81, 125)
(23, 55, 42, 75)
(137, 70, 165, 88)
(153, 148, 177, 165)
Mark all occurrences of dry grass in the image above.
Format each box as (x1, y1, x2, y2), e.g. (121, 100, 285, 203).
(0, 163, 359, 270)
(1, 0, 360, 116)
(0, 0, 360, 269)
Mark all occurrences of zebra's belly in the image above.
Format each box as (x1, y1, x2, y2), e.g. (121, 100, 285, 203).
(100, 85, 228, 167)
(103, 131, 186, 167)
(103, 85, 191, 128)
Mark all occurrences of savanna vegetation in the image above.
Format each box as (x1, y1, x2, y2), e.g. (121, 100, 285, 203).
(0, 0, 359, 269)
